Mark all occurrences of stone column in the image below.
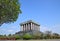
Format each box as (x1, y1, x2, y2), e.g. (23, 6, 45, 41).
(34, 24, 36, 31)
(35, 25, 37, 31)
(24, 24, 25, 31)
(23, 25, 24, 31)
(33, 24, 35, 30)
(20, 25, 23, 31)
(27, 24, 28, 31)
(26, 24, 27, 31)
(34, 24, 35, 30)
(31, 23, 32, 30)
(30, 23, 31, 30)
(38, 26, 40, 31)
(32, 24, 34, 30)
(28, 23, 30, 31)
(35, 24, 37, 31)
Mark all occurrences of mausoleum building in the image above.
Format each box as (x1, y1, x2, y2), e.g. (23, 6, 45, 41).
(16, 20, 40, 35)
(20, 20, 40, 31)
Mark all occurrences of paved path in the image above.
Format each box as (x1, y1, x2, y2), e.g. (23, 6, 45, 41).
(1, 39, 60, 41)
(16, 39, 60, 41)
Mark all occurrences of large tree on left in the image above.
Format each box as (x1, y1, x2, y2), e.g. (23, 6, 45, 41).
(0, 0, 21, 25)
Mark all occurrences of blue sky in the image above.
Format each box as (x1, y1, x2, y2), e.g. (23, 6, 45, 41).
(0, 0, 60, 35)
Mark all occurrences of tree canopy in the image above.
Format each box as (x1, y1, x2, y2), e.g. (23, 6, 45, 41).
(0, 0, 21, 25)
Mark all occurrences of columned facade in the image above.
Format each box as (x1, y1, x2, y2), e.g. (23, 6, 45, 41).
(20, 20, 40, 32)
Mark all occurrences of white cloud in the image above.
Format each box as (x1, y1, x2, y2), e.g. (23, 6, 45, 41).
(52, 24, 60, 28)
(10, 26, 16, 28)
(40, 24, 60, 34)
(40, 25, 50, 32)
(8, 30, 14, 32)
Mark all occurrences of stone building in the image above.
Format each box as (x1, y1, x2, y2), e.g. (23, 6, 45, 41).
(20, 20, 40, 31)
(16, 20, 40, 35)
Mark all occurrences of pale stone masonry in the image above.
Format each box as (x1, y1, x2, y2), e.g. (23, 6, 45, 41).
(16, 20, 40, 35)
(20, 20, 40, 32)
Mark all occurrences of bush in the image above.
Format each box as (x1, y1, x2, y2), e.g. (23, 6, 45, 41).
(23, 33, 32, 40)
(14, 35, 21, 40)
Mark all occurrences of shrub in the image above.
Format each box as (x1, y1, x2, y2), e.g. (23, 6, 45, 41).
(14, 35, 21, 40)
(23, 33, 32, 40)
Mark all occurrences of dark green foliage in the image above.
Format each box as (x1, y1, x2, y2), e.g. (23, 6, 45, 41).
(0, 0, 21, 25)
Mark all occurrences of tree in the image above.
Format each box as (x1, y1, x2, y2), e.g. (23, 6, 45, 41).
(0, 0, 21, 25)
(23, 33, 32, 40)
(0, 35, 7, 38)
(8, 34, 11, 36)
(14, 34, 21, 40)
(33, 32, 43, 39)
(44, 31, 52, 39)
(53, 33, 59, 39)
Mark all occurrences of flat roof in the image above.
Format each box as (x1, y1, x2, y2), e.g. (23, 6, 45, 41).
(20, 20, 40, 26)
